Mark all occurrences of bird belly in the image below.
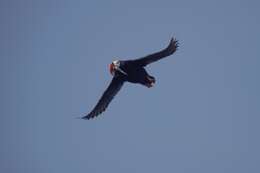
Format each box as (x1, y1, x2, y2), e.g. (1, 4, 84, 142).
(121, 61, 150, 85)
(125, 70, 148, 84)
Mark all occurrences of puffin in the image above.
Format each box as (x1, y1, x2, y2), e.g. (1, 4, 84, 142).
(82, 37, 179, 119)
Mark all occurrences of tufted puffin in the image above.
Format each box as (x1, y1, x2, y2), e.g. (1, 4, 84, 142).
(82, 37, 179, 119)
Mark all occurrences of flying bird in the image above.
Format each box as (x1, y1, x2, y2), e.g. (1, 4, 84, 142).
(82, 37, 179, 119)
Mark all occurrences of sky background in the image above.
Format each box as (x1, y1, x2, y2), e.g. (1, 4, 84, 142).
(1, 0, 260, 172)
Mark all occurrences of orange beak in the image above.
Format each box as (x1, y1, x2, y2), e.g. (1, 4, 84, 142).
(109, 63, 115, 75)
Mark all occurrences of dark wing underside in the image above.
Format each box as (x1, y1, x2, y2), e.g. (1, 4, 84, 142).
(133, 37, 179, 66)
(82, 77, 125, 120)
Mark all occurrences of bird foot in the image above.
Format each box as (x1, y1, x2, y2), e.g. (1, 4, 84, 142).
(145, 82, 154, 88)
(146, 76, 155, 88)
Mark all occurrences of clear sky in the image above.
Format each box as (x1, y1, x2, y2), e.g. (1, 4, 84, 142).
(1, 0, 260, 172)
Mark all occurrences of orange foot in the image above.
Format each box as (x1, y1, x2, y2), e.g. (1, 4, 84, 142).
(146, 76, 155, 88)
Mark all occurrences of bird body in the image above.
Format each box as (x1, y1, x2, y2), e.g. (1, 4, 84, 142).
(82, 38, 179, 119)
(113, 60, 155, 86)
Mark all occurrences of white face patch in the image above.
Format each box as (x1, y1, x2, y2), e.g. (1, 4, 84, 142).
(112, 60, 120, 69)
(112, 60, 127, 76)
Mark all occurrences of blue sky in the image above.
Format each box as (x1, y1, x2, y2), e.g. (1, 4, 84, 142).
(1, 0, 260, 172)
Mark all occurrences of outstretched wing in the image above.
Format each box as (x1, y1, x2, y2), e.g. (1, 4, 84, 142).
(82, 77, 125, 119)
(133, 37, 179, 66)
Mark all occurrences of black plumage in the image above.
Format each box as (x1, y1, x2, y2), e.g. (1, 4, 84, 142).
(82, 37, 179, 119)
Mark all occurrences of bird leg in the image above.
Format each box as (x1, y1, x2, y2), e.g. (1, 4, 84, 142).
(145, 76, 156, 88)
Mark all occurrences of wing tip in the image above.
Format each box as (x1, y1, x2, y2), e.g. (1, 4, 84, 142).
(168, 36, 179, 53)
(170, 37, 179, 46)
(81, 110, 103, 120)
(81, 114, 96, 120)
(81, 116, 90, 120)
(79, 113, 94, 120)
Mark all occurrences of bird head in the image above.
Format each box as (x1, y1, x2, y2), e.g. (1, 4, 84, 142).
(109, 60, 120, 76)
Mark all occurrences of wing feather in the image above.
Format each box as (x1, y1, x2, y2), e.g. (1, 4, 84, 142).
(133, 37, 179, 66)
(82, 77, 124, 119)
